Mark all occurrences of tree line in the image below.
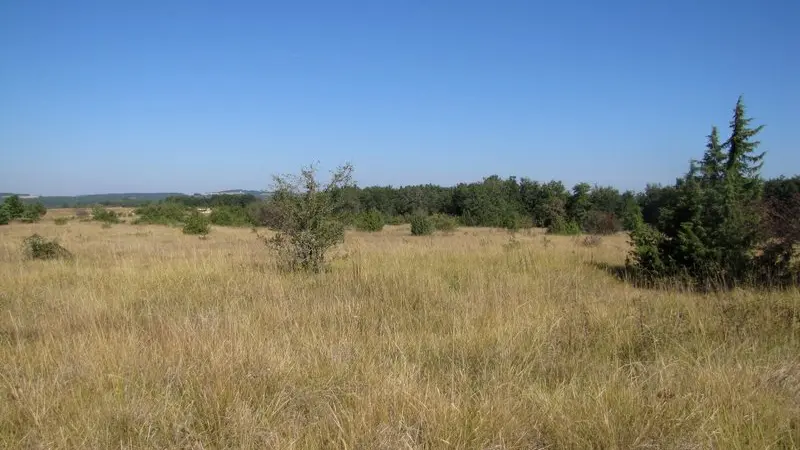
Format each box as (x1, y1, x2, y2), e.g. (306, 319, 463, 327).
(2, 96, 798, 287)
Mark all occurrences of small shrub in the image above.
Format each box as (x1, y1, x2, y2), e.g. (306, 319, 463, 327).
(74, 208, 89, 218)
(0, 207, 10, 225)
(355, 210, 385, 232)
(410, 215, 434, 236)
(91, 206, 120, 224)
(54, 217, 69, 225)
(101, 222, 112, 229)
(22, 234, 73, 260)
(547, 217, 582, 235)
(182, 212, 211, 236)
(259, 163, 354, 273)
(431, 213, 458, 232)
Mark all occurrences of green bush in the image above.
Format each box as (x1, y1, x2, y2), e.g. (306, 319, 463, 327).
(2, 195, 25, 219)
(18, 202, 47, 223)
(0, 207, 9, 225)
(547, 217, 582, 235)
(54, 217, 69, 225)
(182, 211, 211, 236)
(259, 163, 354, 273)
(209, 206, 253, 227)
(410, 215, 434, 236)
(355, 209, 384, 232)
(22, 234, 73, 260)
(431, 213, 458, 232)
(133, 202, 188, 226)
(91, 206, 120, 224)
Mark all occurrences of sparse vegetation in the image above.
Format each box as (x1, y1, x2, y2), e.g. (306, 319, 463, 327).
(2, 219, 798, 448)
(54, 217, 69, 225)
(0, 98, 797, 448)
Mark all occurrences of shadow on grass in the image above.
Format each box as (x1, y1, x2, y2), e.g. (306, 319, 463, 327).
(591, 261, 800, 293)
(590, 262, 697, 292)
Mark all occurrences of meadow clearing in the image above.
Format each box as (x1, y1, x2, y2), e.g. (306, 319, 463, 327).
(1, 213, 799, 449)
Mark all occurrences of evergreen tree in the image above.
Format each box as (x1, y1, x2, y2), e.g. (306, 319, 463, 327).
(2, 195, 25, 219)
(628, 96, 767, 287)
(698, 126, 725, 184)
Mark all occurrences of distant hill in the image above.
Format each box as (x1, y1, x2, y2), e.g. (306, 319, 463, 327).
(1, 190, 270, 207)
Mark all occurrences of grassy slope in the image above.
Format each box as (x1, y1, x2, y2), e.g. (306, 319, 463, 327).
(1, 221, 798, 449)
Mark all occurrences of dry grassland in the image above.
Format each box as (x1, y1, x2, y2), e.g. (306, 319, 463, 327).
(1, 218, 799, 449)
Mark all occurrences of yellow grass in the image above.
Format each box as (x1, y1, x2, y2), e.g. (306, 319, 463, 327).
(1, 221, 798, 449)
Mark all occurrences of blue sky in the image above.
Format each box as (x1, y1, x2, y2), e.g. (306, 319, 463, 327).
(1, 0, 798, 196)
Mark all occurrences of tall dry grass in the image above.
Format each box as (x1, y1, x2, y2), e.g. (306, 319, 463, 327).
(1, 221, 798, 449)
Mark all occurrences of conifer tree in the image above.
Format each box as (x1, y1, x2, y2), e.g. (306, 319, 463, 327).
(627, 96, 767, 287)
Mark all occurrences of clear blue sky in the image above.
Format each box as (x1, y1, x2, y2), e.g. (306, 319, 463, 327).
(1, 0, 798, 196)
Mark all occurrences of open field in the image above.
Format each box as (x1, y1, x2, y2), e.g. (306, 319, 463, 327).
(1, 220, 799, 449)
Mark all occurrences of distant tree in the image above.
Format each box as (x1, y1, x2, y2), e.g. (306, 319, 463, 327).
(620, 191, 644, 231)
(2, 195, 25, 219)
(567, 183, 592, 229)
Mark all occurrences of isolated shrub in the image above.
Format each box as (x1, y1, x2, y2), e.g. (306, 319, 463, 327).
(258, 163, 354, 273)
(91, 206, 120, 224)
(547, 217, 581, 235)
(431, 213, 458, 232)
(182, 211, 211, 236)
(74, 208, 89, 218)
(584, 210, 622, 235)
(355, 209, 384, 232)
(22, 234, 73, 260)
(54, 217, 69, 225)
(410, 215, 434, 236)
